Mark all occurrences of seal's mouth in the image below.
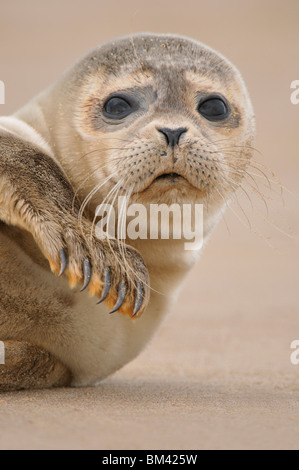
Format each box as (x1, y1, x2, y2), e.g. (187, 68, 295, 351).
(133, 170, 198, 197)
(153, 172, 186, 183)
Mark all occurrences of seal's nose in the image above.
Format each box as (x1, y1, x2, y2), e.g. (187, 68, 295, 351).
(157, 127, 187, 147)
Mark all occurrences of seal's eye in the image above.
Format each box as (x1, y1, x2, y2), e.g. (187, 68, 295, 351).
(103, 96, 134, 119)
(197, 96, 229, 121)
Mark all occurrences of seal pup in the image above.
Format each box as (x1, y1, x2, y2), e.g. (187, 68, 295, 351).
(0, 33, 255, 390)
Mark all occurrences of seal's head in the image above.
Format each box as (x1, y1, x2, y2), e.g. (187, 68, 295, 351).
(33, 33, 255, 235)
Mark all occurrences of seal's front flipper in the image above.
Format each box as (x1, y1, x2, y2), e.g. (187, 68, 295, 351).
(0, 131, 150, 319)
(0, 340, 71, 392)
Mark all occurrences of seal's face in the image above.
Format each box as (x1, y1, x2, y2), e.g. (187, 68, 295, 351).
(74, 34, 255, 212)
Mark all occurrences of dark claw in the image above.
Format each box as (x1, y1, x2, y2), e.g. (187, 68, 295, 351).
(97, 268, 111, 304)
(132, 282, 144, 317)
(58, 248, 67, 276)
(80, 258, 92, 292)
(109, 279, 127, 313)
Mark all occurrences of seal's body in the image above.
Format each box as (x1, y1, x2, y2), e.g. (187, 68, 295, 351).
(0, 34, 255, 390)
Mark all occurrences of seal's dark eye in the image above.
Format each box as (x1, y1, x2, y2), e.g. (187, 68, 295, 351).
(103, 96, 134, 119)
(198, 96, 229, 121)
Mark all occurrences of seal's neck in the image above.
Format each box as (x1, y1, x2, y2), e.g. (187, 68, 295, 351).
(129, 238, 202, 296)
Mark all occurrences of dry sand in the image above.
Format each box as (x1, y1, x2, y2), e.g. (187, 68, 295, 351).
(0, 0, 298, 450)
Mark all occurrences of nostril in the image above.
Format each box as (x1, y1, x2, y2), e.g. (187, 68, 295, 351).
(157, 127, 187, 147)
